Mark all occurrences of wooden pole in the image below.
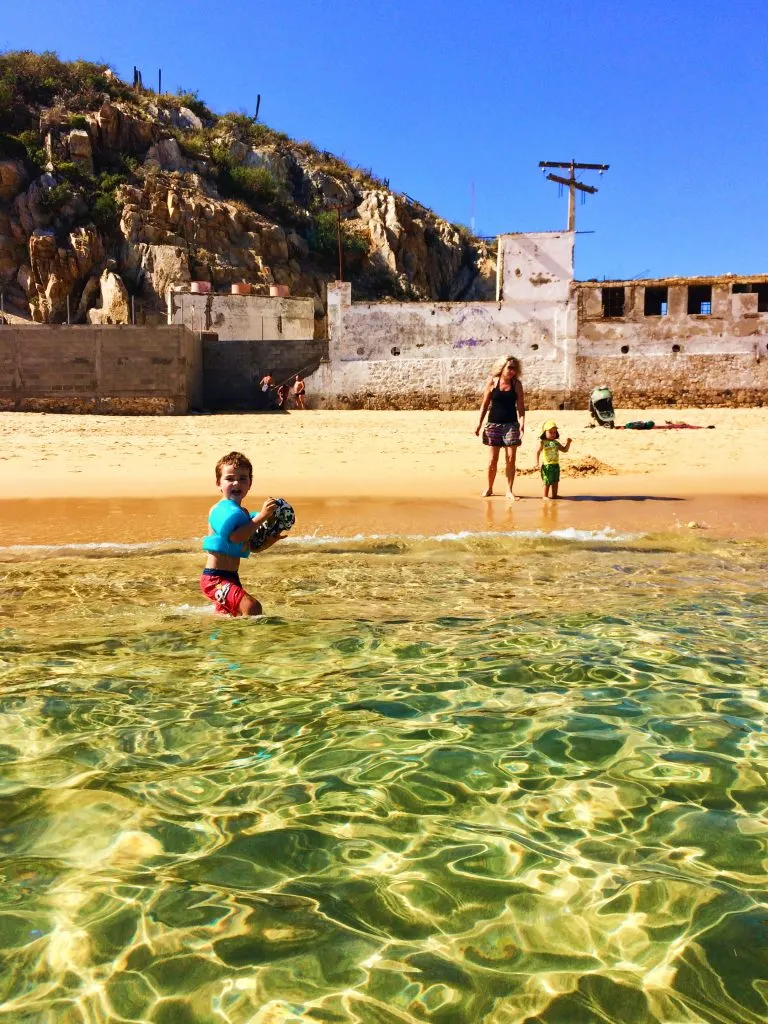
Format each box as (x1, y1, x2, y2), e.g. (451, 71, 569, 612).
(336, 207, 343, 282)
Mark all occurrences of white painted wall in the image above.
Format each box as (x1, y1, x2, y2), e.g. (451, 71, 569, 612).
(499, 231, 574, 304)
(168, 292, 315, 340)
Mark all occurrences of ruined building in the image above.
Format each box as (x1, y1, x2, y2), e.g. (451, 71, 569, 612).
(2, 231, 767, 412)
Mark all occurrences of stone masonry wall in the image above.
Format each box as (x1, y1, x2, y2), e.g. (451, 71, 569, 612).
(0, 325, 201, 413)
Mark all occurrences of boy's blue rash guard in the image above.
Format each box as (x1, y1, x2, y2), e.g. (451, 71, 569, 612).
(202, 499, 252, 559)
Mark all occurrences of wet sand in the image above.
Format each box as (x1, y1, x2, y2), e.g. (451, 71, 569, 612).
(1, 408, 766, 541)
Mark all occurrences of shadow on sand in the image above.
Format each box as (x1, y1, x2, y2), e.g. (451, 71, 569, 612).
(560, 495, 685, 503)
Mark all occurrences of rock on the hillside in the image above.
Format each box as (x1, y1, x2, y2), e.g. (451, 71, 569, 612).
(357, 190, 402, 272)
(122, 242, 191, 305)
(173, 106, 204, 131)
(143, 138, 189, 173)
(87, 268, 130, 324)
(0, 160, 27, 202)
(307, 169, 357, 211)
(87, 100, 157, 160)
(28, 226, 104, 322)
(67, 130, 94, 176)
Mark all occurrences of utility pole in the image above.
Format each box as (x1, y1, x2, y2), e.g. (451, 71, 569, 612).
(539, 160, 609, 231)
(335, 206, 343, 282)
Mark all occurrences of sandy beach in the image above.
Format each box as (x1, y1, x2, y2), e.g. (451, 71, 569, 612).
(2, 407, 767, 543)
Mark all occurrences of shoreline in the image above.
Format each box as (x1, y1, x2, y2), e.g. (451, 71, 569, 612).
(1, 408, 766, 540)
(2, 492, 767, 548)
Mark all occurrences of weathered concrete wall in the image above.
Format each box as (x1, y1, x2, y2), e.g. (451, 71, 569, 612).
(498, 231, 574, 304)
(320, 277, 574, 409)
(0, 325, 201, 413)
(575, 279, 768, 406)
(168, 292, 316, 341)
(202, 337, 325, 409)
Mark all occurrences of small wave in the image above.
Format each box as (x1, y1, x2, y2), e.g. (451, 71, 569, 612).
(0, 526, 640, 563)
(0, 539, 194, 561)
(288, 527, 638, 546)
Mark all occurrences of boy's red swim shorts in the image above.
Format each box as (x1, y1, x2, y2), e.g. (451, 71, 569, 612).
(200, 569, 246, 616)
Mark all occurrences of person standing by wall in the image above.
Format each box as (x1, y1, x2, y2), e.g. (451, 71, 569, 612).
(293, 375, 306, 410)
(475, 356, 526, 499)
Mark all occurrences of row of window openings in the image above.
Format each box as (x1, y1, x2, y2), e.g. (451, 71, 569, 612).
(602, 283, 768, 318)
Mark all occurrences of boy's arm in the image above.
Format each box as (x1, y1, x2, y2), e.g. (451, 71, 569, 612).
(557, 438, 573, 452)
(229, 498, 278, 543)
(255, 534, 286, 553)
(534, 442, 543, 467)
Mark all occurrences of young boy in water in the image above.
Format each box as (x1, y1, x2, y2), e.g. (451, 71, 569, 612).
(535, 421, 572, 499)
(200, 452, 281, 616)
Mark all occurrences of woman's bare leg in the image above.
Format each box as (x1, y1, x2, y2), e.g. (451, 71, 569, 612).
(483, 447, 501, 496)
(504, 447, 518, 499)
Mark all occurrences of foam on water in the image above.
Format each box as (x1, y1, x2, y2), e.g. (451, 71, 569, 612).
(0, 525, 639, 561)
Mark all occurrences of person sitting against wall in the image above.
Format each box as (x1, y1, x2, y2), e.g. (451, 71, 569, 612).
(475, 355, 526, 499)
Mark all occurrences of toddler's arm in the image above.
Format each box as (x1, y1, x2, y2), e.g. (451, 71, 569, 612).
(534, 442, 543, 468)
(557, 438, 573, 452)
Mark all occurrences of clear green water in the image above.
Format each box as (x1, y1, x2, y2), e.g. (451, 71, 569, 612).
(1, 532, 767, 1023)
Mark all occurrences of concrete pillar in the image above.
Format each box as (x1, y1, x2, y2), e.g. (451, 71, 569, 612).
(712, 284, 729, 318)
(326, 282, 351, 368)
(667, 285, 686, 319)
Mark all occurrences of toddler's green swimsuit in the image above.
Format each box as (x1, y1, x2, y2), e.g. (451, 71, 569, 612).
(541, 440, 561, 486)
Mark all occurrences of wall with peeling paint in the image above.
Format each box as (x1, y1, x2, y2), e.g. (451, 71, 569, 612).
(310, 231, 768, 409)
(317, 232, 576, 409)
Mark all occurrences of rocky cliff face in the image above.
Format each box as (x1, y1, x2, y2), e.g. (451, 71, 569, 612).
(0, 53, 496, 324)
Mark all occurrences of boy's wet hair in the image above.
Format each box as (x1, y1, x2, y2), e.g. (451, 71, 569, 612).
(216, 451, 253, 483)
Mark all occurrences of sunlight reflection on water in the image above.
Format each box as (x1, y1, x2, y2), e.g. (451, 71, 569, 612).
(1, 532, 767, 1023)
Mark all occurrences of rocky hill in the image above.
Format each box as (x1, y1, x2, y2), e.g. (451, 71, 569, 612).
(0, 51, 496, 325)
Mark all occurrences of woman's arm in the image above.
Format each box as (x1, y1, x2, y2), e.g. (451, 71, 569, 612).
(515, 379, 526, 436)
(475, 381, 493, 435)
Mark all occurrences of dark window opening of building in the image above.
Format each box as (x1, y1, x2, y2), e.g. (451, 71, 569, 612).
(734, 282, 768, 312)
(644, 286, 668, 316)
(688, 284, 712, 315)
(602, 287, 625, 318)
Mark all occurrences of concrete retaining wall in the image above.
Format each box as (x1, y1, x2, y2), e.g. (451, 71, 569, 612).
(168, 292, 316, 341)
(318, 274, 575, 409)
(0, 325, 201, 413)
(202, 337, 325, 409)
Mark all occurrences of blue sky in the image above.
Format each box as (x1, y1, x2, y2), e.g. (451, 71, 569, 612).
(3, 0, 767, 280)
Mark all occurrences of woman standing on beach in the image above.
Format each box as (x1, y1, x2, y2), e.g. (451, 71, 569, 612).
(475, 355, 525, 498)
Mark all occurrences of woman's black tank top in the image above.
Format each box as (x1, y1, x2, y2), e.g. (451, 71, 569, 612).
(488, 382, 518, 423)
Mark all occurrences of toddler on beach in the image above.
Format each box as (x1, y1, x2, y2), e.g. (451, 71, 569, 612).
(535, 421, 572, 499)
(200, 451, 284, 616)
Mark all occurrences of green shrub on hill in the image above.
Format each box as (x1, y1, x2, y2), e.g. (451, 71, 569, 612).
(307, 210, 369, 264)
(0, 50, 130, 130)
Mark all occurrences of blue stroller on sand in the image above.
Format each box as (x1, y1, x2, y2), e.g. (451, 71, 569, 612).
(589, 386, 615, 428)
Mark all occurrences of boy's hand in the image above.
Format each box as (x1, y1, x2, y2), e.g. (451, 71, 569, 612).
(260, 497, 278, 518)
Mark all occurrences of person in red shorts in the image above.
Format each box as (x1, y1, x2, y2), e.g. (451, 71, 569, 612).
(200, 451, 283, 616)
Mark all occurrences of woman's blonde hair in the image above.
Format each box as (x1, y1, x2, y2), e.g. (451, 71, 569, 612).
(491, 355, 521, 379)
